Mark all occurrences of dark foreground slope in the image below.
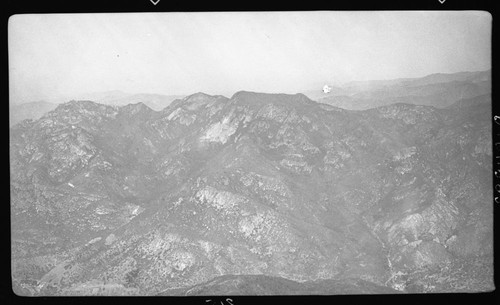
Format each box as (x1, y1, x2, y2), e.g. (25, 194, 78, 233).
(158, 274, 400, 295)
(10, 91, 493, 295)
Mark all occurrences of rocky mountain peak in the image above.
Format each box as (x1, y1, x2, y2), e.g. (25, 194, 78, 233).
(231, 91, 314, 107)
(118, 102, 154, 116)
(184, 92, 216, 101)
(56, 99, 116, 111)
(34, 100, 118, 134)
(164, 92, 229, 113)
(10, 91, 493, 296)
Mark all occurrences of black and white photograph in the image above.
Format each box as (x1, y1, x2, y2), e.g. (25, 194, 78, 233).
(8, 11, 493, 296)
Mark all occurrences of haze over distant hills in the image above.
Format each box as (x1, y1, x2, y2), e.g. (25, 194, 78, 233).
(10, 91, 185, 126)
(62, 91, 185, 111)
(9, 101, 60, 128)
(302, 70, 491, 110)
(10, 70, 491, 127)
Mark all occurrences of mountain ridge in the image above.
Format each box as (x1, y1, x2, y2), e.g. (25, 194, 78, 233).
(303, 70, 491, 110)
(10, 70, 490, 126)
(10, 88, 493, 296)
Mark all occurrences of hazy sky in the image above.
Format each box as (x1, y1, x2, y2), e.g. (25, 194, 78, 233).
(9, 11, 491, 103)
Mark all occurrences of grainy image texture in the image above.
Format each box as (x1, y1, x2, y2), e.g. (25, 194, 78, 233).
(9, 12, 493, 295)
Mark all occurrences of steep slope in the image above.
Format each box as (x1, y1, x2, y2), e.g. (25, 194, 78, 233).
(158, 274, 399, 295)
(9, 92, 184, 125)
(10, 91, 493, 295)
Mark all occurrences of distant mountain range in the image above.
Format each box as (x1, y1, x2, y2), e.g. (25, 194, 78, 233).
(65, 91, 185, 111)
(10, 70, 491, 127)
(302, 70, 491, 110)
(9, 91, 184, 126)
(10, 86, 493, 295)
(9, 101, 59, 127)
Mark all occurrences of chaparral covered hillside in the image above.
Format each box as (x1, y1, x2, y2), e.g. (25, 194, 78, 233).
(10, 89, 493, 295)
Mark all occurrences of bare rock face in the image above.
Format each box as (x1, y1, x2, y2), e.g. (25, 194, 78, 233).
(10, 91, 493, 295)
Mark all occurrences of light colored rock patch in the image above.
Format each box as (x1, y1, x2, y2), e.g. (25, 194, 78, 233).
(105, 233, 117, 245)
(197, 240, 222, 259)
(238, 211, 297, 258)
(143, 137, 157, 153)
(323, 150, 350, 169)
(87, 237, 102, 245)
(171, 251, 195, 271)
(138, 232, 181, 257)
(95, 206, 113, 215)
(239, 172, 290, 198)
(29, 151, 44, 163)
(388, 213, 424, 244)
(196, 186, 245, 212)
(179, 114, 196, 126)
(472, 132, 492, 157)
(167, 108, 182, 120)
(280, 158, 312, 174)
(200, 115, 239, 144)
(412, 241, 452, 268)
(239, 213, 265, 238)
(125, 204, 144, 219)
(208, 103, 224, 116)
(299, 139, 320, 154)
(47, 132, 97, 180)
(393, 147, 417, 161)
(388, 189, 459, 247)
(256, 104, 288, 123)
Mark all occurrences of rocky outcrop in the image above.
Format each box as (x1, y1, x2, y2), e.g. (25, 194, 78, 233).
(10, 90, 493, 295)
